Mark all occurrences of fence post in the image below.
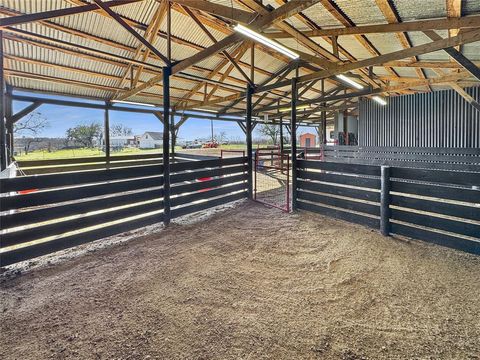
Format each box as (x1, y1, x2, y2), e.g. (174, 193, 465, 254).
(291, 77, 298, 211)
(380, 165, 391, 236)
(246, 84, 253, 199)
(163, 66, 171, 226)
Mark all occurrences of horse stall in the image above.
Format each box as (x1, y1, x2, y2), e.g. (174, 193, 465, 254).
(1, 1, 480, 359)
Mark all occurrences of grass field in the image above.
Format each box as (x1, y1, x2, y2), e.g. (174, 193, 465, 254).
(12, 142, 284, 161)
(13, 144, 263, 161)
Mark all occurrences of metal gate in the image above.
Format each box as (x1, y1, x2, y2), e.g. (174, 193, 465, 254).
(254, 148, 290, 212)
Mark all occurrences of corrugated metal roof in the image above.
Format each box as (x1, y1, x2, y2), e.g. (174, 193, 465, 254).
(1, 0, 479, 117)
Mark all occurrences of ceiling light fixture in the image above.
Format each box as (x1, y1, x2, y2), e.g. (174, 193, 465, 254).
(192, 108, 218, 113)
(279, 104, 311, 112)
(372, 96, 387, 105)
(234, 24, 299, 60)
(111, 100, 155, 107)
(336, 74, 364, 90)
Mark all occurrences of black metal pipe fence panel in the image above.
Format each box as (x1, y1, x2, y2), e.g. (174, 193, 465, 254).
(359, 86, 480, 148)
(293, 146, 480, 172)
(169, 157, 248, 219)
(0, 164, 165, 266)
(296, 160, 480, 255)
(0, 157, 248, 267)
(15, 153, 164, 175)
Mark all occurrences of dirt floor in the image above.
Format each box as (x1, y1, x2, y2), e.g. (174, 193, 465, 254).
(1, 201, 479, 360)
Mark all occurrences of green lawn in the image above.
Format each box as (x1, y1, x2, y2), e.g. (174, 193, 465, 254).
(15, 147, 166, 161)
(14, 144, 273, 161)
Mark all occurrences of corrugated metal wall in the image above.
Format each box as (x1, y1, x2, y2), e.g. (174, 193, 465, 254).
(359, 86, 480, 148)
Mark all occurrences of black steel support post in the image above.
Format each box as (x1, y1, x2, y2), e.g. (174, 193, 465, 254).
(321, 79, 327, 144)
(163, 66, 172, 225)
(291, 78, 298, 211)
(380, 166, 391, 236)
(0, 30, 7, 171)
(170, 112, 175, 161)
(104, 101, 111, 165)
(5, 84, 13, 164)
(246, 84, 254, 199)
(279, 116, 284, 154)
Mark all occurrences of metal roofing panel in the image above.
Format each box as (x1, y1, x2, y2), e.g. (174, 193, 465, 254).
(333, 0, 388, 24)
(392, 0, 446, 21)
(301, 3, 344, 28)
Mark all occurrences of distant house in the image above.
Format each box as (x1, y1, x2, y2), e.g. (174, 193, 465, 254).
(139, 131, 163, 149)
(109, 136, 137, 149)
(299, 133, 316, 148)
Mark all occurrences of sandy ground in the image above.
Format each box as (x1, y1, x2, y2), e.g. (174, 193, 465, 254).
(1, 201, 479, 360)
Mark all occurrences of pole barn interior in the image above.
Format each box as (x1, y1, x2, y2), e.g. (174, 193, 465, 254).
(0, 1, 479, 359)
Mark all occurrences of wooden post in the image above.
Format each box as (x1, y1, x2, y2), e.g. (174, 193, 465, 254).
(291, 77, 298, 211)
(163, 66, 171, 225)
(104, 101, 111, 166)
(380, 166, 391, 236)
(0, 30, 7, 171)
(246, 84, 253, 199)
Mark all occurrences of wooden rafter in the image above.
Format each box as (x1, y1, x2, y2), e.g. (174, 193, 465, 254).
(295, 28, 480, 84)
(169, 0, 255, 23)
(374, 0, 430, 90)
(115, 1, 169, 97)
(122, 0, 320, 99)
(91, 0, 170, 65)
(265, 15, 480, 38)
(183, 5, 252, 85)
(319, 0, 398, 79)
(269, 0, 382, 88)
(0, 0, 141, 27)
(447, 0, 462, 50)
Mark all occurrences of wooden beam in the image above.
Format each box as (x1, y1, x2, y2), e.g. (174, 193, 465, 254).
(126, 0, 319, 98)
(383, 60, 480, 69)
(423, 30, 480, 81)
(294, 28, 480, 85)
(449, 82, 480, 111)
(374, 0, 429, 89)
(0, 0, 141, 27)
(91, 0, 170, 65)
(447, 0, 462, 49)
(170, 0, 255, 23)
(264, 15, 480, 38)
(183, 6, 253, 85)
(320, 0, 398, 79)
(270, 0, 382, 89)
(115, 1, 168, 96)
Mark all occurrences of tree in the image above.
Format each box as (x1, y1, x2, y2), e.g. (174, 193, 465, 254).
(258, 124, 280, 145)
(14, 111, 49, 154)
(215, 131, 228, 143)
(111, 124, 133, 137)
(66, 122, 103, 148)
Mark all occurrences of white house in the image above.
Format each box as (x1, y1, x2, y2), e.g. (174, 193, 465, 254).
(109, 136, 137, 149)
(139, 131, 163, 149)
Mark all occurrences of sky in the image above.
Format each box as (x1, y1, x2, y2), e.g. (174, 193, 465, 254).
(13, 91, 315, 142)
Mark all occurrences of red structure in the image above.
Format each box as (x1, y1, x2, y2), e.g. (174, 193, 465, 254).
(299, 133, 316, 148)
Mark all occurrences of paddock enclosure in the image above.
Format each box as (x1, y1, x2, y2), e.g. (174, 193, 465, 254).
(1, 0, 480, 358)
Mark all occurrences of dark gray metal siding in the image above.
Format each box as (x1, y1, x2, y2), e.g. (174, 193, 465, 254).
(359, 86, 480, 148)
